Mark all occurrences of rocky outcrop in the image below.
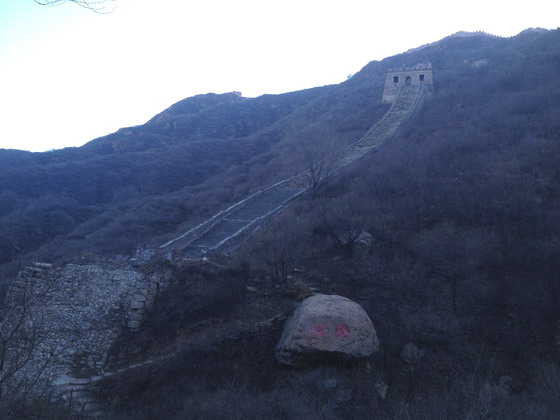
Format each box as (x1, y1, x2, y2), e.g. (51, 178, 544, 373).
(275, 294, 379, 366)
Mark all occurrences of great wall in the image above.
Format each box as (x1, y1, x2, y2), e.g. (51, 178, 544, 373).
(1, 65, 433, 417)
(160, 64, 432, 260)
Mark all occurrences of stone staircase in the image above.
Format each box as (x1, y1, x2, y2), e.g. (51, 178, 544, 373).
(161, 181, 305, 259)
(161, 85, 426, 260)
(339, 84, 425, 166)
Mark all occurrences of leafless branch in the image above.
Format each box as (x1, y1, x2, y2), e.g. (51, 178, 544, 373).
(34, 0, 117, 14)
(298, 128, 342, 197)
(0, 226, 64, 416)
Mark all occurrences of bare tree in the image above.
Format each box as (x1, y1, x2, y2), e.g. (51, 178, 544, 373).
(318, 195, 369, 256)
(407, 222, 500, 311)
(0, 226, 60, 417)
(297, 126, 343, 197)
(34, 0, 117, 13)
(1, 277, 50, 416)
(248, 216, 301, 284)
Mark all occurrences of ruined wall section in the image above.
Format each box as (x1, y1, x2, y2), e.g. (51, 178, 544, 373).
(3, 259, 174, 398)
(41, 264, 145, 375)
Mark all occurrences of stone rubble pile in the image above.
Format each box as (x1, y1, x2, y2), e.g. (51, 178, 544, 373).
(2, 258, 174, 417)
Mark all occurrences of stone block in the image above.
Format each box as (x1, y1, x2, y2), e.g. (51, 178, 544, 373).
(144, 302, 153, 312)
(128, 311, 144, 321)
(130, 300, 145, 310)
(132, 293, 147, 302)
(128, 320, 141, 329)
(163, 269, 173, 282)
(68, 377, 91, 385)
(33, 262, 54, 269)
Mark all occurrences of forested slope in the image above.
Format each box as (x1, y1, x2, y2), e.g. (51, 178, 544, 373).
(0, 81, 386, 264)
(1, 29, 558, 272)
(95, 29, 560, 419)
(1, 27, 560, 419)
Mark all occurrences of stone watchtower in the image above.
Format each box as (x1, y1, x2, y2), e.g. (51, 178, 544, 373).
(382, 63, 433, 104)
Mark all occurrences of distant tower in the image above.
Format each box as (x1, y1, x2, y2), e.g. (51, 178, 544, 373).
(382, 63, 434, 104)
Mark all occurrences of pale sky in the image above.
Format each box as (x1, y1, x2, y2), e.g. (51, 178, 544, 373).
(0, 0, 557, 152)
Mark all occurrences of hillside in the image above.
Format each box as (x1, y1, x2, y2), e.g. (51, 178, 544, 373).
(0, 71, 389, 267)
(1, 28, 560, 418)
(3, 28, 557, 268)
(87, 28, 560, 419)
(97, 29, 560, 419)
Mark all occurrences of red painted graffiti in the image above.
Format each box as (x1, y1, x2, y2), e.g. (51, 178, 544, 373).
(310, 323, 351, 338)
(334, 324, 350, 338)
(310, 323, 327, 337)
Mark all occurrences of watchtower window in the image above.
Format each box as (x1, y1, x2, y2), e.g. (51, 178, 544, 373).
(405, 76, 412, 86)
(393, 76, 399, 84)
(419, 74, 425, 81)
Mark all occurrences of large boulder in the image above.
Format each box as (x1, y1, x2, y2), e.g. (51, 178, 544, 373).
(275, 294, 379, 366)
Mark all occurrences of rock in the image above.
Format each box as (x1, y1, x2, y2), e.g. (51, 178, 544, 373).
(32, 262, 54, 269)
(128, 258, 141, 267)
(334, 387, 352, 403)
(68, 377, 91, 385)
(275, 294, 379, 366)
(498, 375, 512, 389)
(127, 320, 141, 330)
(318, 375, 353, 408)
(131, 294, 147, 302)
(138, 288, 150, 297)
(321, 378, 339, 391)
(130, 300, 145, 310)
(400, 343, 425, 364)
(357, 232, 374, 246)
(128, 311, 144, 321)
(144, 295, 156, 311)
(480, 376, 511, 405)
(28, 266, 46, 275)
(132, 244, 157, 263)
(373, 381, 388, 399)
